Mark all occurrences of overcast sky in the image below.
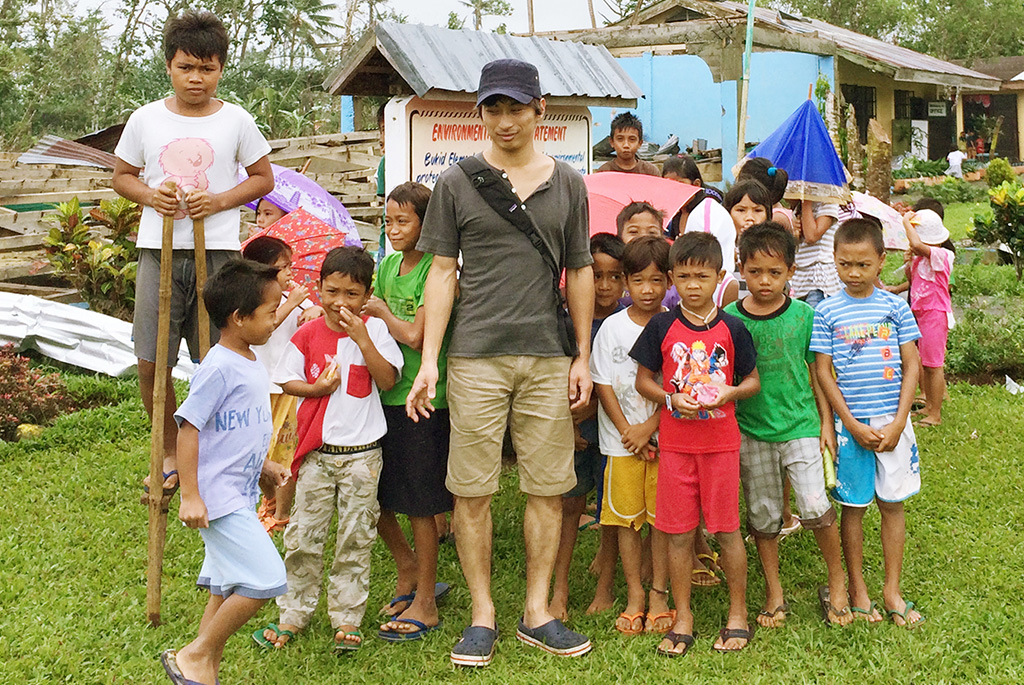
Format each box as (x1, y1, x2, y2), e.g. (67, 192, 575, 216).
(389, 0, 602, 33)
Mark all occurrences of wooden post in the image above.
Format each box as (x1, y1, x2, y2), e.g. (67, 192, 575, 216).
(145, 182, 176, 626)
(193, 217, 210, 360)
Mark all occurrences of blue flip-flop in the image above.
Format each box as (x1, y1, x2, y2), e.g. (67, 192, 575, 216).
(143, 470, 179, 497)
(160, 649, 208, 685)
(378, 618, 442, 642)
(381, 582, 451, 615)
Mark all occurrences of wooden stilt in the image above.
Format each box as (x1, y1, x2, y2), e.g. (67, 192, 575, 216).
(145, 182, 177, 626)
(193, 217, 210, 360)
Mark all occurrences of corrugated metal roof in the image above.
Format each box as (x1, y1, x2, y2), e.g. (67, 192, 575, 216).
(611, 0, 1000, 89)
(324, 22, 643, 106)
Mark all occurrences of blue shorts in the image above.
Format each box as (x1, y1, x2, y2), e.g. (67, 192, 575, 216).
(197, 508, 288, 599)
(564, 443, 605, 506)
(833, 414, 920, 507)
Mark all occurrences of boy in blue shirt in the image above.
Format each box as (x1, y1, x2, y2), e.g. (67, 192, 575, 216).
(161, 260, 290, 685)
(811, 218, 925, 629)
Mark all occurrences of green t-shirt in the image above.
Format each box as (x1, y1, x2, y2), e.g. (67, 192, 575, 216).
(373, 251, 448, 407)
(724, 297, 820, 442)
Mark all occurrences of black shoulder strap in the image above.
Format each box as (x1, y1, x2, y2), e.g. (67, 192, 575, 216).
(456, 157, 560, 281)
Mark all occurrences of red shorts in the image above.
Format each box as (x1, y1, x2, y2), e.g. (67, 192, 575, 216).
(654, 449, 740, 535)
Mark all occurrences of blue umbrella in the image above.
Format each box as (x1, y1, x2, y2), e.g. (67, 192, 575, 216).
(735, 99, 850, 204)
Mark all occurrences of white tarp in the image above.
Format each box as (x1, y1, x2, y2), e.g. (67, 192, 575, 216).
(0, 292, 196, 379)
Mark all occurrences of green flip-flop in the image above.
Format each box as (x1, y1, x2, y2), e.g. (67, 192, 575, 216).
(333, 629, 362, 652)
(252, 622, 295, 649)
(886, 601, 926, 629)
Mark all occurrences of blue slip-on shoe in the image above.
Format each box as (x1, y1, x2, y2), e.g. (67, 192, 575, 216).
(450, 625, 498, 667)
(516, 618, 592, 657)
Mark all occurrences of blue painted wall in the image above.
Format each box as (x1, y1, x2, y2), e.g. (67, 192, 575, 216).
(590, 52, 835, 182)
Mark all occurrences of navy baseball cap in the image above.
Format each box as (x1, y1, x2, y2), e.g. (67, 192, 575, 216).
(476, 59, 542, 106)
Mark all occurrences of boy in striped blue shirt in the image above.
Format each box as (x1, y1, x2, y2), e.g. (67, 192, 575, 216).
(810, 218, 925, 629)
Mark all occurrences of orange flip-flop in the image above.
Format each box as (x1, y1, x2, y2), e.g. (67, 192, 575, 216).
(615, 611, 645, 635)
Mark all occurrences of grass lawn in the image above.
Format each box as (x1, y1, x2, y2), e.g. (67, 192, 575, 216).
(2, 381, 1024, 683)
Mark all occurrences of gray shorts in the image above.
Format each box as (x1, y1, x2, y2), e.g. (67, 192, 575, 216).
(133, 248, 238, 364)
(739, 435, 836, 537)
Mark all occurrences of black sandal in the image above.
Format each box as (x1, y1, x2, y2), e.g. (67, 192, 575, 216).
(657, 631, 695, 658)
(713, 626, 753, 652)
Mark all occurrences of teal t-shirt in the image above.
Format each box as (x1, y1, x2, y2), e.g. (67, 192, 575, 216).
(374, 251, 448, 407)
(724, 297, 820, 442)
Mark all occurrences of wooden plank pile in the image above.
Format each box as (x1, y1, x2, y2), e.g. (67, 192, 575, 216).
(0, 132, 385, 288)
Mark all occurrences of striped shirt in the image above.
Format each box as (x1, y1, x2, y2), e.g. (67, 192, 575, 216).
(791, 202, 841, 298)
(810, 288, 921, 418)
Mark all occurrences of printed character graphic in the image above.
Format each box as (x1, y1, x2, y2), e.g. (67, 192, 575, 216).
(159, 138, 215, 218)
(669, 340, 728, 419)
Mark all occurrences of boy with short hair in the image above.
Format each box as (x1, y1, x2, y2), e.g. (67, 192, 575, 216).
(631, 232, 760, 656)
(257, 246, 404, 651)
(551, 232, 626, 621)
(616, 201, 665, 242)
(592, 236, 673, 636)
(362, 182, 454, 640)
(161, 259, 290, 685)
(598, 112, 660, 176)
(725, 223, 852, 628)
(112, 9, 274, 500)
(811, 219, 924, 628)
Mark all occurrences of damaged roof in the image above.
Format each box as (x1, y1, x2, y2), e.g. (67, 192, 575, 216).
(323, 22, 643, 107)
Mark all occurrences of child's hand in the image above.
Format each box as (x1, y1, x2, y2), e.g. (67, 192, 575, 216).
(361, 296, 390, 320)
(876, 420, 904, 453)
(152, 182, 180, 217)
(285, 281, 309, 307)
(847, 420, 883, 451)
(179, 495, 209, 529)
(820, 420, 837, 459)
(698, 382, 732, 409)
(640, 442, 659, 462)
(184, 188, 218, 220)
(298, 305, 324, 325)
(621, 422, 656, 455)
(337, 307, 369, 345)
(670, 392, 700, 419)
(261, 459, 291, 489)
(310, 361, 342, 396)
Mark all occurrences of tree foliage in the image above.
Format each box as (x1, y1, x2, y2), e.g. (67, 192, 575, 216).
(0, 0, 400, 149)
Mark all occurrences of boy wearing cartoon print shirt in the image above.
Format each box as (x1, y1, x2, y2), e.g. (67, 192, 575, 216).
(112, 10, 273, 502)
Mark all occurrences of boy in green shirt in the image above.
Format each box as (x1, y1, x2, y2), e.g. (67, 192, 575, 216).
(724, 223, 852, 628)
(363, 182, 452, 641)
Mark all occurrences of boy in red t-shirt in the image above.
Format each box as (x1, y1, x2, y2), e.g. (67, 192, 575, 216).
(630, 233, 760, 657)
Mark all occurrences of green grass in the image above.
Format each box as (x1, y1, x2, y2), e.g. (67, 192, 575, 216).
(3, 383, 1024, 683)
(944, 201, 989, 241)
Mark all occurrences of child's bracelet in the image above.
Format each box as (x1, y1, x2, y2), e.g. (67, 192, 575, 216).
(665, 393, 674, 411)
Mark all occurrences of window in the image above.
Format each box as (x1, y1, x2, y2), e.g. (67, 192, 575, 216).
(841, 84, 877, 143)
(895, 90, 912, 120)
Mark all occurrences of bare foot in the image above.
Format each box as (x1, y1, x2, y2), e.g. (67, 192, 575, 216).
(174, 644, 216, 684)
(585, 591, 614, 615)
(549, 593, 569, 622)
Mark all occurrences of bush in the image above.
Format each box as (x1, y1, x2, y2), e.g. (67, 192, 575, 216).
(946, 302, 1024, 379)
(892, 157, 948, 179)
(986, 157, 1018, 187)
(910, 177, 988, 204)
(0, 345, 71, 441)
(951, 262, 1024, 302)
(972, 182, 1024, 280)
(44, 197, 140, 321)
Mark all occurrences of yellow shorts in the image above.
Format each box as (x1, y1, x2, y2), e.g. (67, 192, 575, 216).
(267, 393, 298, 467)
(599, 454, 658, 530)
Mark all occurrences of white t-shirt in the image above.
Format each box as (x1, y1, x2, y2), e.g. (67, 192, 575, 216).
(115, 99, 270, 250)
(174, 345, 273, 521)
(946, 150, 966, 177)
(274, 317, 403, 454)
(590, 308, 660, 457)
(685, 197, 737, 271)
(253, 295, 314, 394)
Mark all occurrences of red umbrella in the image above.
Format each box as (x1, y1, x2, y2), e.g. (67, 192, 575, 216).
(584, 171, 702, 236)
(242, 207, 350, 307)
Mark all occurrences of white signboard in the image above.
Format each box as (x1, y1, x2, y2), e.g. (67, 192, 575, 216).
(384, 96, 591, 194)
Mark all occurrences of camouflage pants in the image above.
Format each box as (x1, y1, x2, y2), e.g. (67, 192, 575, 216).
(276, 447, 381, 629)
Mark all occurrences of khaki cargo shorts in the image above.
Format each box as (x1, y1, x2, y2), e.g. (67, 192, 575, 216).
(446, 355, 575, 497)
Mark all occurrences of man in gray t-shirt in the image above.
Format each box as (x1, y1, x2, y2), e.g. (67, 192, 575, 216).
(407, 59, 595, 666)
